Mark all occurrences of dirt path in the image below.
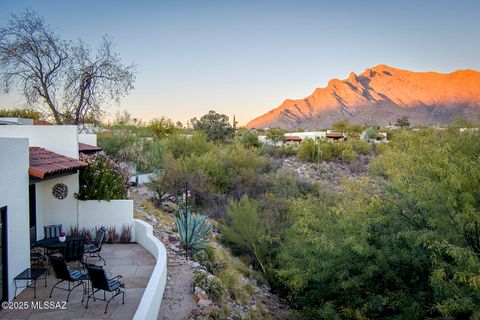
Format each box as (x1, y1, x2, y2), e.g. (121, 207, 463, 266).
(157, 250, 197, 320)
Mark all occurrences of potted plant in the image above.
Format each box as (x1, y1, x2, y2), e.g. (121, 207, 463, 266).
(59, 231, 66, 242)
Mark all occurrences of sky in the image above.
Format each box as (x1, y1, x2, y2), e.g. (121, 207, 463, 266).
(0, 0, 479, 126)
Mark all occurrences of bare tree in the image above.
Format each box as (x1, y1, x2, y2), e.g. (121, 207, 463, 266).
(0, 9, 135, 125)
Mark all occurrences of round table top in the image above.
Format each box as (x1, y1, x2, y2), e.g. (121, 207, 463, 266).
(35, 235, 85, 250)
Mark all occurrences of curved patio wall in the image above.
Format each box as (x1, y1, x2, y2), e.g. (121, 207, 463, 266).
(132, 219, 168, 320)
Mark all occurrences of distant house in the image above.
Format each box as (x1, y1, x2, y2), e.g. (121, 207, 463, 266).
(325, 131, 345, 141)
(361, 129, 388, 143)
(283, 135, 302, 146)
(284, 131, 327, 141)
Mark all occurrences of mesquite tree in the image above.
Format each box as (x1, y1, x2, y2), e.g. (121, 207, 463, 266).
(0, 9, 135, 124)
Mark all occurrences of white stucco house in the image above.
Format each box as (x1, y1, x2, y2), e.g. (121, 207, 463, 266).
(0, 122, 166, 319)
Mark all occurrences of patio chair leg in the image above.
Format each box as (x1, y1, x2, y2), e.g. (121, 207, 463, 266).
(85, 289, 100, 309)
(66, 281, 83, 302)
(105, 291, 122, 314)
(49, 280, 65, 298)
(98, 253, 106, 265)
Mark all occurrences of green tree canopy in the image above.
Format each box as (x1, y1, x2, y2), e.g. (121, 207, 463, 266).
(190, 110, 234, 143)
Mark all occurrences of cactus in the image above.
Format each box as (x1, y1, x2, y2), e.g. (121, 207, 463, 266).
(175, 211, 212, 253)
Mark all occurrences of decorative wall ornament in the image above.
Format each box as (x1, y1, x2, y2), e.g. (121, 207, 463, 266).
(52, 183, 68, 200)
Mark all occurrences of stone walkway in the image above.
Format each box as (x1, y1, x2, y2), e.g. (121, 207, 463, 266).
(0, 243, 155, 320)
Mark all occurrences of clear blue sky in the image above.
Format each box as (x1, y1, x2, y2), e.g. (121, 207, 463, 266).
(1, 0, 479, 125)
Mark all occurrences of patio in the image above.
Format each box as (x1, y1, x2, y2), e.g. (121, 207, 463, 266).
(0, 243, 155, 320)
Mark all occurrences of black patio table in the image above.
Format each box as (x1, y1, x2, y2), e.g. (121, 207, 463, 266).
(14, 267, 48, 299)
(36, 235, 85, 250)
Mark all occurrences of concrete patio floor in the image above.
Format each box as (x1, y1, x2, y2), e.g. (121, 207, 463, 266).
(0, 243, 155, 320)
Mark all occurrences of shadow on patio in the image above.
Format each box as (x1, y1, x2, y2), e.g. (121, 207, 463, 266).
(0, 243, 155, 320)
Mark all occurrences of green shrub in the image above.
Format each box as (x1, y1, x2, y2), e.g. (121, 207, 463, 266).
(165, 133, 212, 159)
(348, 139, 372, 155)
(194, 248, 226, 275)
(194, 271, 223, 299)
(76, 154, 128, 200)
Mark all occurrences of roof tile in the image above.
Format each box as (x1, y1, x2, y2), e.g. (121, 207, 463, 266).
(29, 147, 87, 179)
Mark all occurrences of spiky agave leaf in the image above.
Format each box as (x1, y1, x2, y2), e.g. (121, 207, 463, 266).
(176, 211, 212, 251)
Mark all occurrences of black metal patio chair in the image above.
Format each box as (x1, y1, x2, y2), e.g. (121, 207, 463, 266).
(85, 264, 125, 314)
(84, 226, 107, 265)
(64, 238, 86, 268)
(30, 226, 45, 268)
(43, 224, 63, 257)
(49, 256, 88, 302)
(44, 224, 62, 239)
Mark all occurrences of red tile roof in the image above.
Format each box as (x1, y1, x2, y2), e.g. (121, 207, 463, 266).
(326, 132, 344, 138)
(284, 136, 302, 141)
(78, 143, 103, 152)
(29, 147, 87, 179)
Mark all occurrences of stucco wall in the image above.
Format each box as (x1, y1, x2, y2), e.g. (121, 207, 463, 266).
(133, 219, 167, 320)
(78, 133, 97, 147)
(77, 200, 134, 240)
(34, 174, 80, 240)
(0, 125, 78, 158)
(0, 138, 30, 300)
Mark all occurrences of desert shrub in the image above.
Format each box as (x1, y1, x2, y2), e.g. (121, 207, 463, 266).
(276, 130, 480, 319)
(297, 138, 316, 161)
(218, 268, 251, 304)
(194, 271, 224, 299)
(106, 226, 119, 243)
(0, 107, 42, 120)
(237, 130, 261, 148)
(76, 154, 129, 200)
(194, 248, 226, 275)
(185, 145, 270, 200)
(165, 133, 212, 159)
(147, 153, 186, 207)
(348, 139, 372, 155)
(298, 139, 358, 162)
(222, 196, 269, 274)
(119, 224, 132, 243)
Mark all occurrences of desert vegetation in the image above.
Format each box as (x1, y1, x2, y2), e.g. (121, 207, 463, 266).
(76, 110, 480, 318)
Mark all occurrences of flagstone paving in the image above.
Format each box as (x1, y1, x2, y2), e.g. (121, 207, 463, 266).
(0, 243, 155, 320)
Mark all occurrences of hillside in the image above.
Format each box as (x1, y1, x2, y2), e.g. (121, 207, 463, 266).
(246, 65, 480, 129)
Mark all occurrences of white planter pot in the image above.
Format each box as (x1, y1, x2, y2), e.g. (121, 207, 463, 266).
(59, 236, 66, 243)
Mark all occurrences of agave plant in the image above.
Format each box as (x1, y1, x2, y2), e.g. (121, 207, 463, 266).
(176, 211, 212, 257)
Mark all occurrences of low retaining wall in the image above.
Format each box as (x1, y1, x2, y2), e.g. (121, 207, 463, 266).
(77, 200, 135, 240)
(133, 219, 168, 320)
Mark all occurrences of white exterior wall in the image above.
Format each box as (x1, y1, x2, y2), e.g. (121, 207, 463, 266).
(284, 131, 327, 140)
(34, 174, 80, 240)
(133, 219, 167, 320)
(0, 138, 30, 300)
(77, 200, 134, 240)
(78, 133, 97, 147)
(0, 125, 79, 158)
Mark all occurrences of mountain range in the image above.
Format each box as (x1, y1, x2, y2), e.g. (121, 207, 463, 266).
(246, 65, 480, 129)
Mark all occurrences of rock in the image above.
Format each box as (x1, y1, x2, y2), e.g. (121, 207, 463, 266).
(207, 274, 216, 281)
(197, 298, 212, 308)
(193, 292, 208, 303)
(169, 244, 180, 252)
(162, 237, 170, 246)
(191, 308, 202, 316)
(201, 305, 213, 316)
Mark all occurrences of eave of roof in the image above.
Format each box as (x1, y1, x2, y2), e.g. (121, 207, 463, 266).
(29, 147, 88, 179)
(284, 136, 302, 141)
(78, 142, 103, 152)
